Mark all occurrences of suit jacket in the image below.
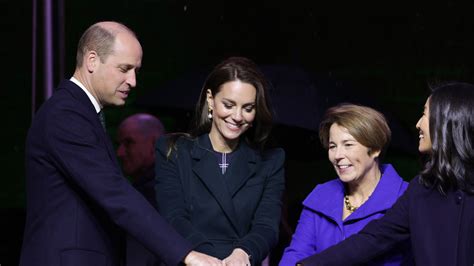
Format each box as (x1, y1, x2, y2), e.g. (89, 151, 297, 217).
(126, 169, 160, 266)
(298, 176, 474, 266)
(20, 80, 192, 266)
(155, 134, 285, 264)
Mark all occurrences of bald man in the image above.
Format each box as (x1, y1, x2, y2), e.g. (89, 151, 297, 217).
(117, 113, 164, 266)
(117, 113, 164, 203)
(21, 21, 223, 266)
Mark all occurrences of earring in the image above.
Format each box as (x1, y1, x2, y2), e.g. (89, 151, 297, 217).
(208, 108, 213, 119)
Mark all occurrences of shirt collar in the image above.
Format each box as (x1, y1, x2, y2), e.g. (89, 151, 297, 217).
(70, 77, 102, 113)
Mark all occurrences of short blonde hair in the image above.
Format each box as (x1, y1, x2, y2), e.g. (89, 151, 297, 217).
(319, 103, 391, 156)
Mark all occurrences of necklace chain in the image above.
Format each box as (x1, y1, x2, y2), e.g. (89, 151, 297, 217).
(344, 195, 359, 213)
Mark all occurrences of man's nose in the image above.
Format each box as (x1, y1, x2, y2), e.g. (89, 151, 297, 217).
(127, 71, 137, 88)
(117, 145, 125, 157)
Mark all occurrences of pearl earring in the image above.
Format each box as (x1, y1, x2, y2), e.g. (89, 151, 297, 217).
(208, 108, 213, 119)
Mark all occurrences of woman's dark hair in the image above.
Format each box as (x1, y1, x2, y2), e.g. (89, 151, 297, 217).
(191, 57, 273, 149)
(420, 82, 474, 194)
(166, 57, 273, 157)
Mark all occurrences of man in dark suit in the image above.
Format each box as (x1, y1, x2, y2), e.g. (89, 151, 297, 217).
(117, 113, 164, 266)
(20, 21, 223, 266)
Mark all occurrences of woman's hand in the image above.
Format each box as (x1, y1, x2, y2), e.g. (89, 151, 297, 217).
(223, 248, 251, 266)
(184, 250, 224, 266)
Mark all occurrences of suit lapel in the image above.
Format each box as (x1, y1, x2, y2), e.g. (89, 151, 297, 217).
(191, 135, 241, 233)
(62, 79, 120, 169)
(103, 134, 120, 169)
(226, 141, 259, 197)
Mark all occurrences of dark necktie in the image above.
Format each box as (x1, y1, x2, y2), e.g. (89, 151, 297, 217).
(98, 110, 106, 130)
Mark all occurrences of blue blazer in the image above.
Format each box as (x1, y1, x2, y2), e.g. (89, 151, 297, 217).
(298, 176, 474, 266)
(21, 80, 192, 266)
(155, 134, 285, 264)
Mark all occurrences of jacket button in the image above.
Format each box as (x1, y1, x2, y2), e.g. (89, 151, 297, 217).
(455, 191, 463, 204)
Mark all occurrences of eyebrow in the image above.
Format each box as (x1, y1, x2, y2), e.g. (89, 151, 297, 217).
(329, 139, 356, 144)
(118, 63, 133, 68)
(222, 98, 255, 106)
(118, 64, 141, 71)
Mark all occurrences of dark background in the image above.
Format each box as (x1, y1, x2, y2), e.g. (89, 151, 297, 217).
(3, 0, 474, 264)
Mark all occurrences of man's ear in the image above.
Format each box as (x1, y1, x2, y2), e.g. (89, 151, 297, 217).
(85, 51, 99, 73)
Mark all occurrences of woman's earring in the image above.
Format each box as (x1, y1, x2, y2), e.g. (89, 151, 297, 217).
(208, 108, 213, 119)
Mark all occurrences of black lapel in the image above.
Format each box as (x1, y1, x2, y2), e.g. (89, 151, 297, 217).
(62, 79, 120, 169)
(225, 141, 259, 197)
(191, 135, 241, 233)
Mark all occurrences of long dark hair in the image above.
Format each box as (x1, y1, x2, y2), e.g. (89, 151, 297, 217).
(191, 57, 273, 149)
(420, 82, 474, 194)
(166, 57, 273, 157)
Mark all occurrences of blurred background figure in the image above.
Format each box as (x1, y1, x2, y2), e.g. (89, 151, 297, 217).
(117, 113, 165, 266)
(280, 104, 413, 266)
(117, 113, 165, 207)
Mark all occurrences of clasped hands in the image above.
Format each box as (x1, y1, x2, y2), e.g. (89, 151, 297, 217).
(184, 248, 250, 266)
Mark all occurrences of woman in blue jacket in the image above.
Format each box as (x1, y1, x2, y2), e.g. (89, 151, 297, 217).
(280, 104, 412, 265)
(155, 57, 285, 265)
(298, 82, 474, 266)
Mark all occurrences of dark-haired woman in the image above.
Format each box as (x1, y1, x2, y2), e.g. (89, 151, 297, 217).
(155, 57, 285, 265)
(298, 82, 474, 266)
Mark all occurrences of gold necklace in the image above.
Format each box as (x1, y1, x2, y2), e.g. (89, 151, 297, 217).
(344, 195, 359, 213)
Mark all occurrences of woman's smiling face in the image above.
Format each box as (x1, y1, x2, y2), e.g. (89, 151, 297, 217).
(207, 80, 256, 149)
(328, 123, 380, 184)
(416, 97, 432, 154)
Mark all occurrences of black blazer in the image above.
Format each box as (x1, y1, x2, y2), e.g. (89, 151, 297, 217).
(155, 134, 285, 264)
(21, 80, 192, 266)
(298, 176, 474, 266)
